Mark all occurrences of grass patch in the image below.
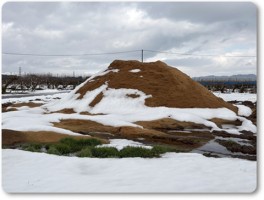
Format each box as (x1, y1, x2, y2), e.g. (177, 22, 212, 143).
(76, 138, 102, 147)
(49, 143, 71, 155)
(59, 137, 102, 152)
(77, 147, 92, 158)
(21, 143, 42, 152)
(91, 147, 119, 158)
(47, 146, 61, 155)
(119, 146, 156, 158)
(17, 137, 179, 158)
(151, 145, 179, 155)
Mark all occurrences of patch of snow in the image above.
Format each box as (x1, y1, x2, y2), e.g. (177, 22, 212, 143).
(2, 107, 84, 136)
(1, 93, 67, 104)
(45, 84, 108, 113)
(236, 105, 252, 117)
(237, 116, 257, 134)
(98, 139, 152, 150)
(214, 92, 257, 103)
(129, 69, 141, 73)
(31, 89, 61, 94)
(2, 149, 256, 193)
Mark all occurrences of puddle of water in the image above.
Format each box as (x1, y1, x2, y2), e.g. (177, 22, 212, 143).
(167, 130, 192, 133)
(221, 124, 236, 129)
(184, 128, 211, 132)
(195, 139, 231, 155)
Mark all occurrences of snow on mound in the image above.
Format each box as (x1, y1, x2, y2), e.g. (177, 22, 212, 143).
(2, 149, 256, 193)
(236, 105, 252, 117)
(129, 69, 141, 73)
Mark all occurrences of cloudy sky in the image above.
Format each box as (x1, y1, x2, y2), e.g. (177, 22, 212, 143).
(2, 2, 257, 77)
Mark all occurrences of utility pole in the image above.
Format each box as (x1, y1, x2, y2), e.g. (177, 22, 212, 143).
(19, 66, 22, 76)
(141, 49, 144, 63)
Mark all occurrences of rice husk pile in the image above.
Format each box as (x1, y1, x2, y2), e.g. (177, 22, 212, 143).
(76, 60, 237, 112)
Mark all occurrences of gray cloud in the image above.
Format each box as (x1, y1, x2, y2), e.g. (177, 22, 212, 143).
(2, 2, 256, 77)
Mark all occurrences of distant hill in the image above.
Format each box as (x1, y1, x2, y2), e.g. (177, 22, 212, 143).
(192, 74, 257, 82)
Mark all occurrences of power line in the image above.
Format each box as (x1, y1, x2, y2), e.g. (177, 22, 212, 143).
(2, 50, 141, 57)
(144, 49, 256, 58)
(2, 49, 256, 58)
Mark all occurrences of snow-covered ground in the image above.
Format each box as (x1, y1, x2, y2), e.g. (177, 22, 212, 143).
(1, 92, 67, 104)
(1, 85, 257, 193)
(213, 92, 257, 103)
(2, 149, 256, 193)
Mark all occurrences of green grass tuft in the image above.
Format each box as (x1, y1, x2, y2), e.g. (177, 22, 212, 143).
(59, 137, 102, 152)
(22, 143, 42, 152)
(76, 138, 102, 147)
(119, 146, 156, 158)
(91, 147, 119, 158)
(47, 146, 61, 155)
(49, 143, 71, 155)
(77, 147, 93, 157)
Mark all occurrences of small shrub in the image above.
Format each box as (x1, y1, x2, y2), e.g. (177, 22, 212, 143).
(50, 143, 71, 155)
(76, 138, 102, 147)
(119, 146, 156, 158)
(77, 147, 92, 158)
(59, 137, 102, 152)
(60, 137, 77, 146)
(22, 143, 42, 152)
(47, 146, 61, 155)
(91, 147, 119, 158)
(60, 138, 80, 152)
(151, 145, 176, 156)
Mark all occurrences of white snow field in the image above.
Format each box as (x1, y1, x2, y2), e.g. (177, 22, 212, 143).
(2, 149, 256, 193)
(2, 92, 67, 104)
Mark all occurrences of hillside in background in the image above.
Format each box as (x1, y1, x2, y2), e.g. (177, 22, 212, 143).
(192, 74, 257, 81)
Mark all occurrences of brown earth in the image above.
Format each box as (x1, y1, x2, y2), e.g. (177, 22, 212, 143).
(53, 118, 214, 151)
(11, 102, 44, 108)
(136, 118, 208, 130)
(215, 139, 256, 155)
(76, 60, 237, 112)
(2, 129, 107, 146)
(2, 102, 43, 112)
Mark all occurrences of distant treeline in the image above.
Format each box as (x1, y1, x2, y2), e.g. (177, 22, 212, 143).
(2, 74, 89, 94)
(196, 80, 257, 93)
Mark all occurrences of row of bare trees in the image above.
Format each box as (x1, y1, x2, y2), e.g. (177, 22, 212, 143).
(2, 74, 88, 94)
(203, 83, 257, 93)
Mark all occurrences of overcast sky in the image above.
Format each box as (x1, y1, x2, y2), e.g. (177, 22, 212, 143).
(2, 2, 257, 77)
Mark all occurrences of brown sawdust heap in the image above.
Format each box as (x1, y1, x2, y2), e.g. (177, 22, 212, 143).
(76, 60, 237, 112)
